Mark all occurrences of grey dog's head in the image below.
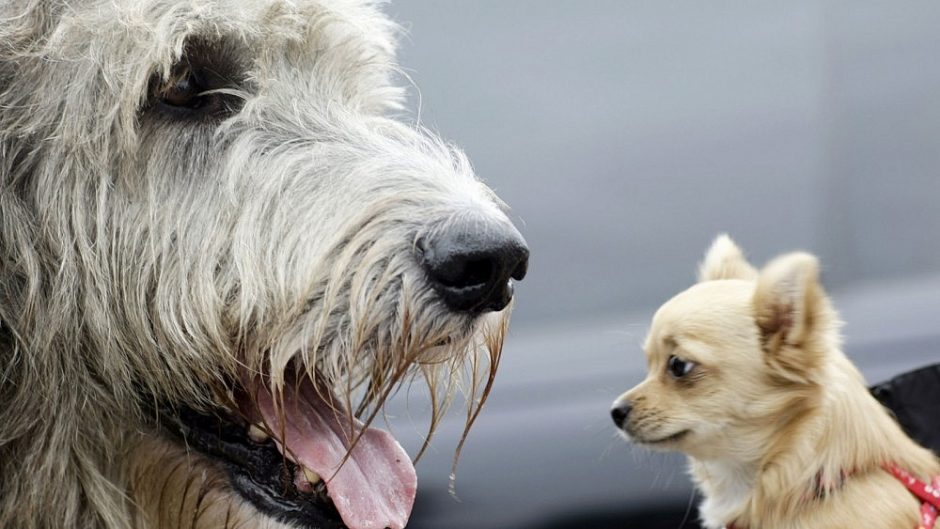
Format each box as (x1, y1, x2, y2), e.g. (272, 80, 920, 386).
(0, 1, 527, 528)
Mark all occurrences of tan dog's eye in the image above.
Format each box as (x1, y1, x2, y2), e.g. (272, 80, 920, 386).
(667, 355, 696, 378)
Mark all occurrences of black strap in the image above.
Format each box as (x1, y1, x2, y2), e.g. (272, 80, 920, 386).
(871, 363, 940, 454)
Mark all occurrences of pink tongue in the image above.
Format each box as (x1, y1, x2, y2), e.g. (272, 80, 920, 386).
(254, 380, 416, 529)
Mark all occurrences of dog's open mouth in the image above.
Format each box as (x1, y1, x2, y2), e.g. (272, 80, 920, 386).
(164, 372, 416, 529)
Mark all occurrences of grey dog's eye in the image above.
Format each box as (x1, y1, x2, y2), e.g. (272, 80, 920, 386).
(667, 355, 695, 378)
(156, 67, 211, 110)
(149, 61, 242, 119)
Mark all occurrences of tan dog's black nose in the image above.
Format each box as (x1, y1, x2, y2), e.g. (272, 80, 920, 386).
(421, 221, 529, 314)
(610, 402, 632, 429)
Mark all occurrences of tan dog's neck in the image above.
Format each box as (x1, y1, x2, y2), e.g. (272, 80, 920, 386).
(691, 353, 939, 529)
(692, 458, 757, 528)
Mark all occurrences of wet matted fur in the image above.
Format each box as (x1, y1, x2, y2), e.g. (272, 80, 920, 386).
(0, 1, 527, 528)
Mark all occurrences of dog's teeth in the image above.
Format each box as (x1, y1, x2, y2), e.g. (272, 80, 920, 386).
(248, 423, 269, 443)
(303, 467, 322, 485)
(294, 467, 325, 495)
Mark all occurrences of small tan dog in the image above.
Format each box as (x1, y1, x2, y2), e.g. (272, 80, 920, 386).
(611, 235, 940, 529)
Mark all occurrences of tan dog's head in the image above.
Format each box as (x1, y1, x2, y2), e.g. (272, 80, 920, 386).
(611, 235, 839, 461)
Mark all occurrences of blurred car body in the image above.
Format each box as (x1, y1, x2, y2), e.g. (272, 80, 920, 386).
(384, 1, 940, 527)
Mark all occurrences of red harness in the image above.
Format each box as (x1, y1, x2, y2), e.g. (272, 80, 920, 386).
(884, 463, 940, 529)
(726, 464, 940, 529)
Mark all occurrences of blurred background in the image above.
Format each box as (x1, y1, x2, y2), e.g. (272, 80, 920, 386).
(382, 2, 940, 528)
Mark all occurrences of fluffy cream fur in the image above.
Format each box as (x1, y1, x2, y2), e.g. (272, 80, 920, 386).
(614, 235, 940, 529)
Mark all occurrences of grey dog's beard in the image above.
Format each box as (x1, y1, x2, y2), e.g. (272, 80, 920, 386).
(155, 306, 507, 529)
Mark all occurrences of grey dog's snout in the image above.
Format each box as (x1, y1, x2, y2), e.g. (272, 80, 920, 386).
(610, 400, 632, 429)
(420, 219, 529, 314)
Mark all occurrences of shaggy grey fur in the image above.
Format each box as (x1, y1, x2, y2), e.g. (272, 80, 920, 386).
(0, 1, 518, 528)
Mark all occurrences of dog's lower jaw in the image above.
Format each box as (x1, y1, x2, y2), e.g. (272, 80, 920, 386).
(641, 429, 690, 445)
(127, 437, 301, 529)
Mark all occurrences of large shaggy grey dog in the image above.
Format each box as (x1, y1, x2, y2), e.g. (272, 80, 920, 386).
(0, 1, 528, 529)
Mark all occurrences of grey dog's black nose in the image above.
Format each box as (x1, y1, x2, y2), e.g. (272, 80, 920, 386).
(420, 220, 529, 314)
(610, 402, 632, 429)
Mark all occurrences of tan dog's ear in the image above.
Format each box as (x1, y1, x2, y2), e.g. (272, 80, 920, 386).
(697, 234, 757, 282)
(753, 252, 826, 378)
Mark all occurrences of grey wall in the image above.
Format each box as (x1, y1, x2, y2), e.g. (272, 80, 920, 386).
(390, 1, 940, 327)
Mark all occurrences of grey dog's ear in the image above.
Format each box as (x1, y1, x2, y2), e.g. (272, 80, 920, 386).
(697, 234, 757, 282)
